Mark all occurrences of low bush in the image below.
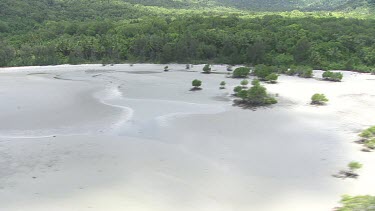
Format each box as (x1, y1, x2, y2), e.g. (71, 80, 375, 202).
(311, 93, 329, 105)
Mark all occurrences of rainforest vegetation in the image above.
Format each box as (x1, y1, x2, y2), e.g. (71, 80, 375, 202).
(1, 0, 375, 72)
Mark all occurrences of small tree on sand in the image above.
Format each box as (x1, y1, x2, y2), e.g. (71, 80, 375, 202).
(241, 79, 249, 87)
(348, 162, 362, 172)
(322, 71, 343, 82)
(191, 79, 202, 91)
(203, 64, 211, 74)
(265, 73, 279, 83)
(359, 126, 375, 151)
(311, 93, 328, 105)
(252, 79, 261, 86)
(333, 161, 363, 179)
(164, 66, 169, 71)
(220, 81, 226, 89)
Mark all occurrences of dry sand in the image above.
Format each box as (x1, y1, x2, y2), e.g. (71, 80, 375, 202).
(0, 64, 374, 211)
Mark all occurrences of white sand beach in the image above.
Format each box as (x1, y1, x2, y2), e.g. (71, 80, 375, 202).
(0, 64, 374, 211)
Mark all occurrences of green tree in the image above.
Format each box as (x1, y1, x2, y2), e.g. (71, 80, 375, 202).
(322, 71, 343, 82)
(202, 64, 211, 74)
(265, 73, 278, 83)
(246, 39, 266, 64)
(311, 93, 329, 105)
(220, 81, 226, 89)
(253, 64, 273, 80)
(336, 195, 375, 211)
(359, 126, 375, 150)
(0, 41, 16, 66)
(296, 66, 313, 78)
(191, 79, 202, 90)
(241, 79, 249, 87)
(251, 79, 261, 86)
(233, 67, 250, 78)
(293, 37, 311, 63)
(360, 126, 375, 139)
(233, 86, 243, 96)
(348, 162, 362, 172)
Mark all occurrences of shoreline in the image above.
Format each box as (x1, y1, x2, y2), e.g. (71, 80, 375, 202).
(1, 63, 374, 74)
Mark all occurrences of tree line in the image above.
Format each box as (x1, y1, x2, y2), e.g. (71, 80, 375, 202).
(1, 15, 375, 72)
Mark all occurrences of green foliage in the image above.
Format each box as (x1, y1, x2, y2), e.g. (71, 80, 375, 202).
(360, 126, 375, 138)
(336, 195, 375, 211)
(241, 79, 249, 86)
(203, 64, 212, 73)
(0, 40, 16, 67)
(297, 66, 314, 78)
(364, 139, 375, 149)
(236, 79, 277, 106)
(233, 86, 243, 94)
(1, 1, 375, 68)
(293, 37, 311, 63)
(220, 81, 226, 89)
(359, 126, 375, 150)
(284, 65, 314, 78)
(237, 89, 248, 99)
(233, 67, 250, 78)
(265, 73, 279, 83)
(251, 79, 261, 86)
(192, 79, 202, 88)
(253, 64, 274, 80)
(311, 93, 329, 105)
(348, 162, 363, 171)
(322, 71, 344, 82)
(216, 0, 373, 11)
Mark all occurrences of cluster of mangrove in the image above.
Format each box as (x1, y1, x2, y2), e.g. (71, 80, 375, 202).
(233, 79, 278, 107)
(229, 65, 342, 85)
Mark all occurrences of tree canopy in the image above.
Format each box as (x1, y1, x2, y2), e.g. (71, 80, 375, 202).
(1, 0, 375, 71)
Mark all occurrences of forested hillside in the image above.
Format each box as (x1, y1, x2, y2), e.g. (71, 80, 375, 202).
(221, 0, 374, 11)
(1, 0, 375, 71)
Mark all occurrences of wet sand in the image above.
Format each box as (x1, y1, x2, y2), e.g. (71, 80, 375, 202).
(0, 64, 374, 210)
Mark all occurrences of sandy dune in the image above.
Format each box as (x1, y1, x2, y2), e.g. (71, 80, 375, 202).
(0, 64, 374, 211)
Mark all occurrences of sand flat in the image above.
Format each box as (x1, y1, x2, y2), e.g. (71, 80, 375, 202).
(0, 64, 374, 211)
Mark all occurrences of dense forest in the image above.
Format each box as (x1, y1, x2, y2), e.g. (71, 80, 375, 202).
(1, 0, 375, 71)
